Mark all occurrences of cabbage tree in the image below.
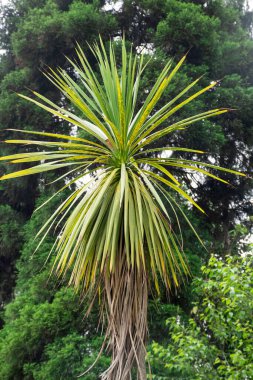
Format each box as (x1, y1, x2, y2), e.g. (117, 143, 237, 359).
(0, 39, 244, 379)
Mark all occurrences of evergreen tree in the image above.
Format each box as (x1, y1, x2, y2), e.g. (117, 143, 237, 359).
(0, 0, 117, 306)
(0, 0, 252, 378)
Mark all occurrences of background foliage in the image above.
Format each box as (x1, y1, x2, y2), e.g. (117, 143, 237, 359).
(0, 0, 252, 378)
(148, 255, 253, 379)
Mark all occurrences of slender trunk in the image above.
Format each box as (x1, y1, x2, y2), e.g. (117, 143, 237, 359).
(101, 254, 148, 380)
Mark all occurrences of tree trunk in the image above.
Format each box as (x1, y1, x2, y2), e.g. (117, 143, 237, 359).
(101, 254, 148, 380)
(137, 346, 147, 380)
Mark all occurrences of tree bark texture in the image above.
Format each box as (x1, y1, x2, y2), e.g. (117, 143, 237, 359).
(101, 254, 148, 380)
